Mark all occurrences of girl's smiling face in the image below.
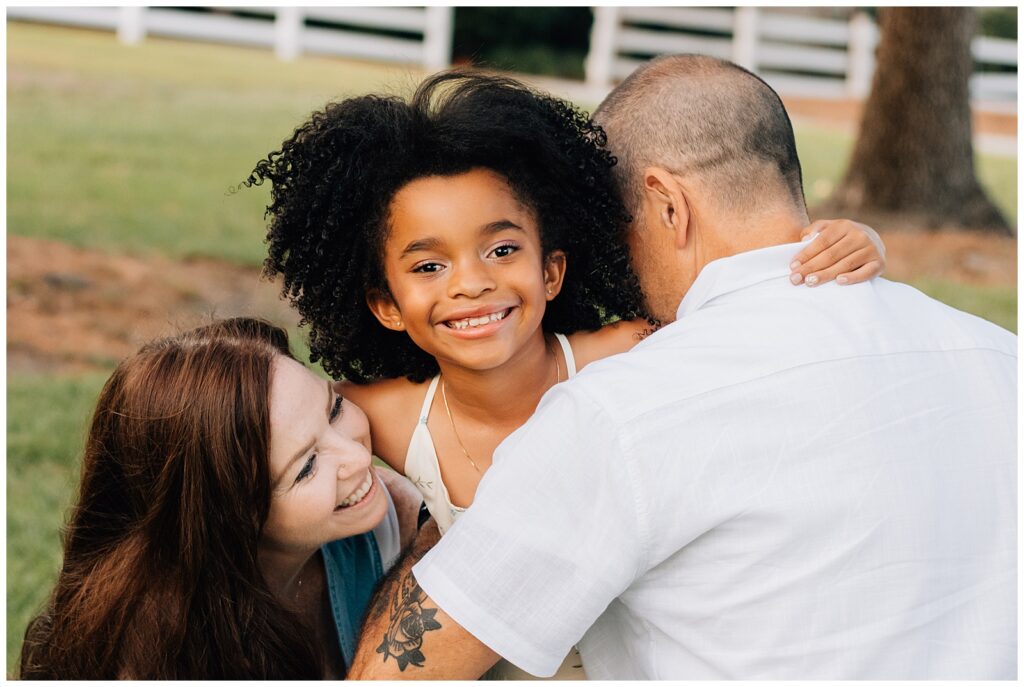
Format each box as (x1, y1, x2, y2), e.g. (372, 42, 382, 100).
(370, 168, 565, 372)
(261, 356, 387, 557)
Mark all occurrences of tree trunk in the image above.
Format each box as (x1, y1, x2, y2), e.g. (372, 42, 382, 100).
(824, 8, 1012, 235)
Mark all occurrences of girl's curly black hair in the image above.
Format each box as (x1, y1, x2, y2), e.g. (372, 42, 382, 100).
(246, 70, 649, 384)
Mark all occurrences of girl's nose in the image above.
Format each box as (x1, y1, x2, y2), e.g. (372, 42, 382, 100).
(448, 259, 496, 299)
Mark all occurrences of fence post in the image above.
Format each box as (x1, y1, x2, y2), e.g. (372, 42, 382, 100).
(586, 6, 620, 90)
(423, 7, 454, 71)
(847, 11, 877, 97)
(731, 7, 758, 71)
(275, 7, 302, 61)
(117, 6, 145, 45)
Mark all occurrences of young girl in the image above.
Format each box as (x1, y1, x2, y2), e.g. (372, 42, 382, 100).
(248, 71, 885, 678)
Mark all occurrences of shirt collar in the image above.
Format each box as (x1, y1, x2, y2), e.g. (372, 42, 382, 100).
(675, 241, 804, 320)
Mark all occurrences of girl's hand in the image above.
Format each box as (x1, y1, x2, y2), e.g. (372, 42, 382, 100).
(789, 219, 886, 287)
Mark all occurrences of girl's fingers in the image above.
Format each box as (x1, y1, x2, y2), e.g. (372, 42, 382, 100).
(798, 219, 830, 241)
(858, 224, 886, 259)
(790, 219, 885, 286)
(790, 232, 860, 284)
(835, 260, 884, 286)
(790, 221, 844, 269)
(804, 247, 874, 287)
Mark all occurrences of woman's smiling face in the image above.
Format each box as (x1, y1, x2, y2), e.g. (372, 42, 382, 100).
(261, 356, 387, 557)
(370, 168, 565, 372)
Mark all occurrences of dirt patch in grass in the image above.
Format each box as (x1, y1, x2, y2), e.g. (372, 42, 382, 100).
(872, 229, 1017, 287)
(7, 235, 299, 374)
(6, 231, 1017, 375)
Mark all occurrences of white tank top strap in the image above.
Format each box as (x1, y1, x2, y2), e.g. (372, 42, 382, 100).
(418, 375, 441, 423)
(553, 332, 578, 378)
(403, 375, 462, 535)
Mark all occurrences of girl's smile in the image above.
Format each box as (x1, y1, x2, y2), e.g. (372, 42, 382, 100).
(438, 305, 517, 338)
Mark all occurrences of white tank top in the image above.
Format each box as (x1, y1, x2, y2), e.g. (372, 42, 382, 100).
(404, 333, 578, 535)
(404, 334, 588, 679)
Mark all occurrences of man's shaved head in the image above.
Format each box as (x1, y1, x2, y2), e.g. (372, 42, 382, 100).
(593, 54, 806, 216)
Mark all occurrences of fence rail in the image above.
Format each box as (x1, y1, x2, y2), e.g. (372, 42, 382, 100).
(6, 6, 453, 70)
(585, 7, 1017, 107)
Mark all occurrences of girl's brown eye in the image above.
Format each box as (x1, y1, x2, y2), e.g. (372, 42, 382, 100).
(490, 243, 519, 258)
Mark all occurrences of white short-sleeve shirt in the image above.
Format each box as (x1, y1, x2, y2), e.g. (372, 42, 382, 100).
(413, 241, 1017, 680)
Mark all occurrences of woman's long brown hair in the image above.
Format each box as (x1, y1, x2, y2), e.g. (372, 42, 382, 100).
(19, 317, 325, 679)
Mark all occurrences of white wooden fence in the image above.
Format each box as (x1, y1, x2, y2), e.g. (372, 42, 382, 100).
(585, 7, 1017, 105)
(6, 6, 454, 70)
(8, 6, 1016, 106)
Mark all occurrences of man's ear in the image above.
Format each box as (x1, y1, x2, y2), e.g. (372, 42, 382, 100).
(542, 250, 567, 301)
(366, 288, 405, 331)
(642, 167, 692, 251)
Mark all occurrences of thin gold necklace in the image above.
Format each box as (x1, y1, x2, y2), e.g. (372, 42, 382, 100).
(440, 343, 561, 473)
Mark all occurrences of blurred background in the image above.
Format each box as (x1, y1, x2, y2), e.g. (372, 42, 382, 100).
(6, 6, 1017, 673)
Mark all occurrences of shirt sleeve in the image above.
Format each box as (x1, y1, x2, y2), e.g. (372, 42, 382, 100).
(412, 386, 648, 677)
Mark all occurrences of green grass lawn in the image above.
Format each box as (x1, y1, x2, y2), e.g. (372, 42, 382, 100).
(6, 20, 1018, 673)
(6, 373, 108, 673)
(8, 22, 428, 265)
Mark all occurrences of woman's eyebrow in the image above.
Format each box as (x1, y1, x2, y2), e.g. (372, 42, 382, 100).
(323, 379, 333, 418)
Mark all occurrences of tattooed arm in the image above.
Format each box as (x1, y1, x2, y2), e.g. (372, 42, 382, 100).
(348, 518, 501, 679)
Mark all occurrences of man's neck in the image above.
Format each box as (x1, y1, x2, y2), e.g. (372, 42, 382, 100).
(702, 208, 808, 260)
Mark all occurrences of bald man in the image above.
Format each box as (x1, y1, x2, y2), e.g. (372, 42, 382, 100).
(348, 56, 1016, 679)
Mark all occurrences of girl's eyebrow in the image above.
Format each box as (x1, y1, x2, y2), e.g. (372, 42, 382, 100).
(399, 221, 523, 258)
(400, 236, 442, 258)
(480, 220, 524, 235)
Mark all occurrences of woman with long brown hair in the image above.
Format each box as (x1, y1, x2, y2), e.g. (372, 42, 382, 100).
(18, 317, 421, 679)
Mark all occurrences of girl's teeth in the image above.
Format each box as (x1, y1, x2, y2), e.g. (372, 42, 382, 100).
(337, 472, 373, 508)
(449, 310, 507, 330)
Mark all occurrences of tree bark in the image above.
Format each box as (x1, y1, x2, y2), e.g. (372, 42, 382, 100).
(824, 8, 1012, 235)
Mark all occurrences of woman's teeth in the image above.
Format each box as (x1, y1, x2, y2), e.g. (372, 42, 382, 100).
(446, 309, 508, 330)
(336, 472, 373, 509)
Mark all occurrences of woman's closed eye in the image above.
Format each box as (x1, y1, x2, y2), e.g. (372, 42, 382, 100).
(330, 394, 343, 423)
(295, 455, 316, 484)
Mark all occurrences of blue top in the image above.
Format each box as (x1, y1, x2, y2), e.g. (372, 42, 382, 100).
(321, 485, 402, 671)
